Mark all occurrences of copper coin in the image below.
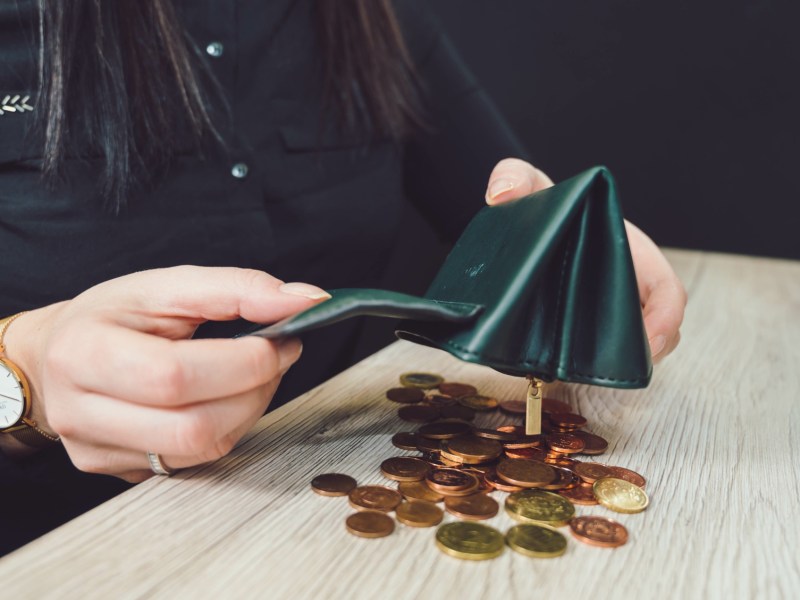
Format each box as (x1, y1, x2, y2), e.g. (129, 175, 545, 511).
(495, 459, 556, 488)
(569, 515, 628, 547)
(457, 394, 499, 411)
(310, 473, 357, 497)
(504, 434, 547, 450)
(386, 387, 424, 404)
(439, 405, 476, 421)
(573, 462, 613, 484)
(424, 394, 457, 407)
(444, 435, 503, 463)
(398, 480, 444, 503)
(345, 510, 395, 538)
(438, 382, 478, 398)
(499, 400, 527, 415)
(462, 468, 494, 493)
(400, 372, 444, 389)
(398, 404, 440, 423)
(348, 486, 403, 512)
(505, 446, 548, 461)
(416, 436, 441, 454)
(395, 501, 444, 527)
(542, 397, 572, 414)
(573, 431, 609, 455)
(605, 466, 646, 488)
(380, 457, 431, 482)
(558, 484, 599, 505)
(540, 467, 579, 491)
(544, 456, 578, 469)
(545, 433, 586, 454)
(474, 428, 519, 442)
(484, 470, 525, 493)
(496, 425, 526, 435)
(391, 432, 418, 451)
(549, 412, 587, 429)
(439, 448, 466, 465)
(426, 468, 480, 493)
(444, 494, 499, 521)
(417, 420, 473, 440)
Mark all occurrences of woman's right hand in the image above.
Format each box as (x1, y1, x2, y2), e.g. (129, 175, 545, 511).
(3, 266, 330, 482)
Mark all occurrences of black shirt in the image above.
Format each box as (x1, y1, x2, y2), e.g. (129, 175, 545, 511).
(0, 0, 528, 554)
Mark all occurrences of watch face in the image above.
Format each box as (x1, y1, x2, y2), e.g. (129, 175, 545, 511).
(0, 360, 25, 427)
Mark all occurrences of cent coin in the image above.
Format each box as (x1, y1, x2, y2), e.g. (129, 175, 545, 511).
(386, 387, 424, 404)
(348, 486, 403, 512)
(569, 515, 629, 548)
(605, 466, 647, 488)
(380, 457, 431, 482)
(311, 473, 357, 497)
(495, 458, 556, 488)
(400, 372, 444, 389)
(435, 522, 505, 560)
(592, 477, 649, 513)
(345, 511, 395, 538)
(395, 501, 444, 527)
(506, 524, 567, 558)
(505, 489, 576, 527)
(438, 382, 478, 398)
(398, 480, 444, 503)
(444, 494, 499, 521)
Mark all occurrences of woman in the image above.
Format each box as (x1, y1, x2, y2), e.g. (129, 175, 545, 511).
(0, 0, 685, 553)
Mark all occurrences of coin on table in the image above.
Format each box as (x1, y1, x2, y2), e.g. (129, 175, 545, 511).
(484, 470, 525, 493)
(549, 412, 587, 430)
(506, 524, 567, 558)
(499, 400, 527, 415)
(558, 484, 599, 506)
(439, 404, 476, 421)
(396, 500, 444, 527)
(397, 404, 440, 423)
(444, 435, 503, 464)
(311, 473, 357, 497)
(400, 372, 444, 389)
(539, 467, 578, 491)
(380, 457, 431, 482)
(386, 387, 425, 404)
(345, 511, 395, 538)
(426, 468, 480, 496)
(391, 432, 419, 451)
(542, 397, 572, 414)
(444, 494, 499, 521)
(473, 428, 518, 442)
(504, 433, 547, 450)
(605, 466, 646, 488)
(424, 394, 457, 407)
(569, 515, 628, 548)
(348, 486, 403, 512)
(417, 420, 473, 440)
(435, 522, 505, 560)
(495, 458, 556, 488)
(504, 447, 548, 461)
(593, 477, 649, 513)
(506, 489, 575, 527)
(457, 394, 499, 411)
(572, 430, 609, 455)
(438, 382, 478, 398)
(398, 480, 444, 503)
(545, 433, 586, 454)
(573, 462, 614, 484)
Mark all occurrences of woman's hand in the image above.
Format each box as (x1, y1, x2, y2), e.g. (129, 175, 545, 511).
(485, 158, 686, 363)
(4, 266, 330, 481)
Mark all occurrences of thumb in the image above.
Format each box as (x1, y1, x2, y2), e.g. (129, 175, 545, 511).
(485, 157, 554, 205)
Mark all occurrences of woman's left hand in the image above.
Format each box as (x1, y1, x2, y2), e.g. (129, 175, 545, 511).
(484, 158, 686, 363)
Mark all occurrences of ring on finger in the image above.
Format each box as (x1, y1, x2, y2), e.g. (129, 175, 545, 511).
(146, 451, 176, 476)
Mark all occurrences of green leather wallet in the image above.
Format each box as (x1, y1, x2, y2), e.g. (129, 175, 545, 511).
(248, 166, 652, 389)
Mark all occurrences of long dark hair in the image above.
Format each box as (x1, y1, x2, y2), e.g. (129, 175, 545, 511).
(36, 0, 421, 207)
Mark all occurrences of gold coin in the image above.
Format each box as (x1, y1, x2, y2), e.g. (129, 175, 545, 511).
(435, 522, 505, 561)
(400, 372, 444, 389)
(395, 501, 444, 527)
(457, 394, 499, 411)
(505, 524, 567, 558)
(505, 489, 575, 527)
(592, 477, 649, 513)
(398, 480, 444, 503)
(345, 511, 395, 538)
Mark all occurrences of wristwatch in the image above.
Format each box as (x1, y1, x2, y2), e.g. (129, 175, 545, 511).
(0, 312, 60, 447)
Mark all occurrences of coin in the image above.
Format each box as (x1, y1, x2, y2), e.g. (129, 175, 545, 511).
(572, 430, 609, 455)
(505, 489, 576, 527)
(348, 486, 403, 512)
(496, 425, 526, 436)
(542, 397, 572, 413)
(435, 522, 505, 560)
(380, 457, 430, 482)
(505, 446, 548, 461)
(474, 428, 519, 442)
(416, 436, 441, 453)
(444, 494, 499, 521)
(438, 382, 478, 398)
(545, 433, 586, 454)
(506, 524, 568, 558)
(426, 468, 481, 496)
(543, 455, 578, 469)
(504, 434, 547, 450)
(397, 404, 440, 423)
(457, 394, 499, 411)
(439, 405, 475, 421)
(417, 420, 472, 439)
(444, 435, 503, 464)
(400, 372, 444, 389)
(484, 470, 525, 493)
(424, 394, 457, 407)
(539, 467, 578, 491)
(605, 466, 646, 488)
(593, 477, 649, 513)
(439, 448, 466, 465)
(386, 387, 425, 404)
(345, 510, 395, 538)
(391, 432, 418, 451)
(395, 501, 444, 527)
(311, 473, 357, 497)
(573, 462, 613, 484)
(495, 458, 556, 488)
(499, 400, 527, 415)
(569, 515, 628, 548)
(549, 412, 587, 429)
(398, 480, 444, 503)
(558, 483, 599, 505)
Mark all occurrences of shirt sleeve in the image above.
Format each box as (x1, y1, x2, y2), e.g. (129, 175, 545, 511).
(398, 2, 532, 243)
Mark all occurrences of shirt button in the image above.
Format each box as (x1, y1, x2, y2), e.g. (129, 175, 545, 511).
(231, 163, 249, 179)
(206, 42, 224, 58)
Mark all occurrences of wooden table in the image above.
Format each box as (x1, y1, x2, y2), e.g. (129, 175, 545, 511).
(1, 249, 798, 600)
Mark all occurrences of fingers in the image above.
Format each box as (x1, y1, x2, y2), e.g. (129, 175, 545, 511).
(485, 158, 554, 205)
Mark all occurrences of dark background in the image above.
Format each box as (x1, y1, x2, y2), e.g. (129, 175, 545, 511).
(430, 0, 799, 260)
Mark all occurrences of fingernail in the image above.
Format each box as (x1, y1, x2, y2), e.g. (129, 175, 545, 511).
(279, 282, 331, 300)
(486, 179, 516, 204)
(277, 338, 303, 373)
(649, 335, 667, 358)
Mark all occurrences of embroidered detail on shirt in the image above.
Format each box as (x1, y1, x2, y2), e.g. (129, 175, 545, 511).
(0, 95, 34, 116)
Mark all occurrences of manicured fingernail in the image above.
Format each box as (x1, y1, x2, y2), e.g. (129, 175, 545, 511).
(649, 335, 667, 358)
(279, 282, 331, 300)
(486, 179, 516, 203)
(277, 338, 303, 373)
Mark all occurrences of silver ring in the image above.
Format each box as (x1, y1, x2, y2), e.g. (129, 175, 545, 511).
(147, 451, 175, 476)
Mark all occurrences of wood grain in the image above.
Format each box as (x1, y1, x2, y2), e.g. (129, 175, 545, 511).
(0, 249, 797, 600)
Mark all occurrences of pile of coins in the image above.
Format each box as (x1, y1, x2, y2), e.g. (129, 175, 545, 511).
(311, 372, 647, 559)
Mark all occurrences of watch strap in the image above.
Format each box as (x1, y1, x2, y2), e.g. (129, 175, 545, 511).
(8, 424, 60, 448)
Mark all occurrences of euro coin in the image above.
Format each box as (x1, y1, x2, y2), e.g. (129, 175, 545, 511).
(311, 473, 357, 497)
(438, 382, 477, 398)
(345, 511, 395, 538)
(558, 484, 599, 506)
(398, 480, 444, 503)
(380, 457, 430, 482)
(444, 494, 499, 521)
(386, 387, 425, 404)
(495, 458, 556, 488)
(435, 522, 504, 560)
(348, 486, 403, 512)
(593, 477, 649, 513)
(400, 372, 444, 389)
(605, 466, 646, 488)
(457, 394, 499, 411)
(573, 462, 613, 484)
(395, 501, 444, 527)
(569, 515, 628, 547)
(505, 489, 575, 527)
(505, 524, 567, 558)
